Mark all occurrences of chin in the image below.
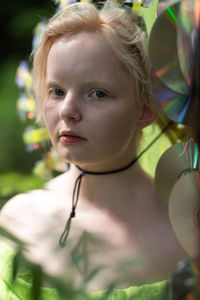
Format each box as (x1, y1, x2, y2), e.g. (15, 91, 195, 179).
(56, 144, 123, 170)
(57, 149, 87, 166)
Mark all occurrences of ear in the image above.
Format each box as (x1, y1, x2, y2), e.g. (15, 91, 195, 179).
(137, 104, 157, 129)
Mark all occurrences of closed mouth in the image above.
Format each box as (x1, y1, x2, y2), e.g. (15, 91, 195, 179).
(60, 130, 86, 139)
(59, 130, 87, 143)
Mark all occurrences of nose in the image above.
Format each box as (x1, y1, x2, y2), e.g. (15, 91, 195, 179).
(59, 92, 82, 122)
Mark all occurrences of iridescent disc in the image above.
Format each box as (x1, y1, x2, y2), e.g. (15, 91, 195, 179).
(177, 0, 200, 86)
(169, 171, 200, 257)
(149, 2, 190, 95)
(155, 139, 199, 208)
(151, 69, 192, 125)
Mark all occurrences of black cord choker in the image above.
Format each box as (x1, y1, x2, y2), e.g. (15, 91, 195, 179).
(59, 156, 138, 247)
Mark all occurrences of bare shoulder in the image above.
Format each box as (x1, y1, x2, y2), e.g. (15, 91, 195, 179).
(0, 188, 55, 218)
(0, 190, 39, 223)
(0, 190, 41, 228)
(0, 171, 74, 247)
(0, 171, 70, 223)
(0, 186, 70, 244)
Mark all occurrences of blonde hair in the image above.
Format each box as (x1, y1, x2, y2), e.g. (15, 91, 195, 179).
(32, 1, 154, 123)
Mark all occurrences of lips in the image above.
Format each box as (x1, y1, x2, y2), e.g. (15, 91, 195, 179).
(59, 130, 86, 144)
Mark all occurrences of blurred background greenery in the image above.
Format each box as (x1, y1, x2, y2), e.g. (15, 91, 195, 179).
(0, 0, 57, 205)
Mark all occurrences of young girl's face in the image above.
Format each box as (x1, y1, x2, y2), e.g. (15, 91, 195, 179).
(43, 31, 144, 171)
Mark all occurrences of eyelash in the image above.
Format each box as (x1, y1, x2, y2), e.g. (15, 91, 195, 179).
(89, 89, 108, 100)
(47, 88, 109, 100)
(48, 88, 65, 97)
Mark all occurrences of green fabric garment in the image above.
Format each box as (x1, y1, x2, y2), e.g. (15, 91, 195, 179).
(0, 240, 168, 300)
(90, 281, 168, 300)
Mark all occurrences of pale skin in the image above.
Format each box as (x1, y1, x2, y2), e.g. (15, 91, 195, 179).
(0, 31, 187, 291)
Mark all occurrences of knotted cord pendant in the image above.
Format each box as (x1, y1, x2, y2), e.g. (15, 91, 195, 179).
(59, 158, 138, 248)
(59, 171, 85, 248)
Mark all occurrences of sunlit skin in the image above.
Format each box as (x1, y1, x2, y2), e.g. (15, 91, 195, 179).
(44, 31, 145, 172)
(0, 29, 188, 293)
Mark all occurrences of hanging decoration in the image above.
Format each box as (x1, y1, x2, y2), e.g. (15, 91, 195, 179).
(149, 2, 200, 297)
(150, 0, 200, 262)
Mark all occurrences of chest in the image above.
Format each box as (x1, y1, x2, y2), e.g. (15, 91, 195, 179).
(8, 195, 185, 291)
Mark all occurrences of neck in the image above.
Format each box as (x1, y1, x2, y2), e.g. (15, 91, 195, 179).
(59, 159, 155, 247)
(76, 154, 139, 175)
(69, 160, 146, 207)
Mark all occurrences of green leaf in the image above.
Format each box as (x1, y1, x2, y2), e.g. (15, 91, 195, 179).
(0, 226, 26, 247)
(12, 249, 23, 282)
(0, 172, 47, 199)
(32, 264, 43, 300)
(100, 282, 116, 300)
(84, 266, 102, 285)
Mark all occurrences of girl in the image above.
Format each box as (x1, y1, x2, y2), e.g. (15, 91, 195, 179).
(0, 1, 187, 298)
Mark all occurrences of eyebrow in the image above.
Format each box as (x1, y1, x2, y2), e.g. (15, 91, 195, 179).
(46, 79, 110, 86)
(84, 79, 116, 91)
(45, 78, 116, 92)
(85, 79, 109, 85)
(46, 80, 61, 88)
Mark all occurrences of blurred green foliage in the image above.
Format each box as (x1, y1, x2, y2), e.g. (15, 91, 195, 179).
(0, 0, 56, 174)
(0, 1, 56, 203)
(0, 172, 47, 208)
(0, 58, 38, 173)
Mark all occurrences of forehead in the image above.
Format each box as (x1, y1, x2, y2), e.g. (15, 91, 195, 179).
(46, 31, 130, 82)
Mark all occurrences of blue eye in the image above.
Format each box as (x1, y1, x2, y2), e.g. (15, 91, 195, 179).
(90, 90, 107, 99)
(50, 88, 64, 97)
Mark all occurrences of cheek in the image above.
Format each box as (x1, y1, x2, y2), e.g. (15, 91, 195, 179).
(43, 101, 59, 138)
(115, 103, 139, 131)
(112, 115, 138, 146)
(92, 106, 139, 145)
